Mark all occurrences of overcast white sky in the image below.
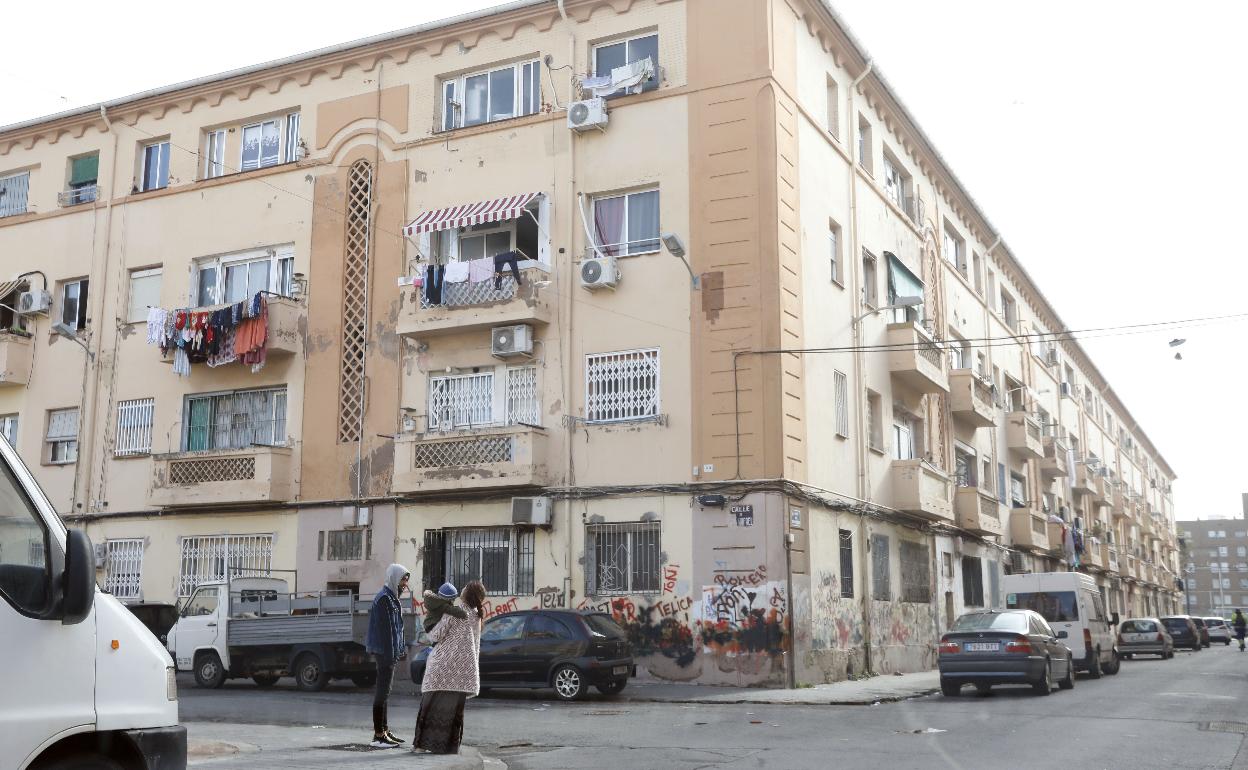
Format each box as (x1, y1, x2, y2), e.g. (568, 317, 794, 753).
(3, 1, 1242, 520)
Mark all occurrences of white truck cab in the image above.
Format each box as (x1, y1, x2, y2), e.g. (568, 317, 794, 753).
(0, 438, 186, 770)
(1002, 571, 1121, 677)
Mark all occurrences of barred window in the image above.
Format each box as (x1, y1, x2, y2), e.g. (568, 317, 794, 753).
(184, 388, 286, 451)
(900, 540, 930, 603)
(871, 534, 890, 600)
(115, 398, 155, 456)
(319, 529, 372, 561)
(103, 538, 145, 601)
(506, 366, 539, 425)
(178, 534, 273, 596)
(586, 522, 661, 595)
(585, 348, 659, 423)
(423, 527, 534, 596)
(839, 529, 854, 598)
(429, 372, 494, 430)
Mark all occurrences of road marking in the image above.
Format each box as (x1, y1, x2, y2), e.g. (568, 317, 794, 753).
(1160, 692, 1237, 700)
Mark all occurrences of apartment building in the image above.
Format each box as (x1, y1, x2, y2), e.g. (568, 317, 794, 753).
(1178, 498, 1248, 616)
(0, 0, 1179, 687)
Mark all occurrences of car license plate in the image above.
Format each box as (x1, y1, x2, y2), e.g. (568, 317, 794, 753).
(612, 666, 628, 675)
(965, 642, 999, 652)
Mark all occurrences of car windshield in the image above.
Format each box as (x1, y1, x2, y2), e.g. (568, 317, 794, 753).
(583, 613, 627, 639)
(1006, 591, 1079, 623)
(1120, 620, 1156, 633)
(1161, 618, 1189, 632)
(1206, 619, 1225, 627)
(951, 612, 1029, 633)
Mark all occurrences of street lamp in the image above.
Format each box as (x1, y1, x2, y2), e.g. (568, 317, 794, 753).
(661, 232, 699, 289)
(52, 322, 94, 360)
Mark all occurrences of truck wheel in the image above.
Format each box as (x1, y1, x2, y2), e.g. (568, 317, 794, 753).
(294, 653, 329, 692)
(1103, 651, 1120, 675)
(350, 672, 377, 688)
(34, 754, 125, 770)
(252, 674, 280, 687)
(1087, 649, 1102, 679)
(194, 652, 226, 689)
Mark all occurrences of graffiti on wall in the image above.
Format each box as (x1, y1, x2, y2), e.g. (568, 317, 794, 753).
(869, 599, 936, 673)
(692, 565, 789, 680)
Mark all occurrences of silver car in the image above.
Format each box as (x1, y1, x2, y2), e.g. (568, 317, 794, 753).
(1118, 617, 1173, 659)
(1204, 617, 1233, 645)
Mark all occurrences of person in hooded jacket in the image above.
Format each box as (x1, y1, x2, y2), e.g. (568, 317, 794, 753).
(364, 564, 410, 748)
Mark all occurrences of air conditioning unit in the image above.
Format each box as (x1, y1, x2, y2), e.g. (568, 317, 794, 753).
(93, 543, 107, 569)
(511, 496, 551, 527)
(567, 98, 608, 133)
(18, 290, 51, 315)
(1059, 382, 1074, 398)
(1009, 551, 1027, 573)
(491, 324, 533, 358)
(580, 254, 620, 291)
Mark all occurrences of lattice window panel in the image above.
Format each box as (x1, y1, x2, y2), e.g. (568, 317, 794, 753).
(338, 160, 373, 443)
(103, 538, 144, 601)
(585, 348, 660, 423)
(506, 366, 539, 426)
(178, 534, 273, 596)
(411, 436, 511, 469)
(429, 372, 494, 430)
(169, 457, 256, 485)
(420, 274, 518, 309)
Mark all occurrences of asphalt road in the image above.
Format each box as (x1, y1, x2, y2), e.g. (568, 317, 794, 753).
(180, 643, 1248, 769)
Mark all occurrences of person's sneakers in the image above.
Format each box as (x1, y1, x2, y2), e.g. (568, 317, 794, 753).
(384, 731, 406, 745)
(370, 734, 400, 748)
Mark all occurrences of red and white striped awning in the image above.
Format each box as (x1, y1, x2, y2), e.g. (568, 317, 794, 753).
(403, 192, 542, 237)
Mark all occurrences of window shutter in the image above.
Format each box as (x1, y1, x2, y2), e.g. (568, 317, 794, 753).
(834, 371, 849, 438)
(70, 155, 99, 185)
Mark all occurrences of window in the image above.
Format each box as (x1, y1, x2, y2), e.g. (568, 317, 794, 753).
(862, 250, 877, 307)
(592, 188, 660, 256)
(961, 556, 984, 607)
(284, 112, 301, 163)
(891, 409, 916, 461)
(982, 458, 993, 493)
(585, 348, 659, 423)
(954, 444, 976, 487)
(586, 521, 661, 595)
(1239, 547, 1247, 558)
(126, 268, 161, 324)
(422, 527, 534, 597)
(204, 130, 226, 179)
(60, 278, 89, 331)
(442, 59, 540, 130)
(866, 390, 883, 452)
(0, 460, 49, 613)
(943, 224, 965, 274)
(882, 152, 907, 211)
(1010, 472, 1027, 509)
(46, 408, 79, 464)
(241, 117, 283, 171)
(871, 534, 890, 600)
(194, 246, 294, 307)
(319, 529, 371, 561)
(948, 332, 968, 370)
(139, 140, 170, 192)
(833, 370, 849, 438)
(183, 387, 287, 451)
(998, 463, 1007, 504)
(114, 398, 154, 456)
(972, 252, 983, 294)
(177, 534, 273, 596)
(857, 114, 872, 172)
(900, 540, 929, 603)
(828, 220, 842, 284)
(825, 76, 839, 139)
(427, 366, 539, 431)
(0, 414, 17, 447)
(0, 171, 30, 217)
(103, 539, 144, 601)
(986, 271, 996, 308)
(999, 289, 1018, 330)
(592, 33, 659, 98)
(482, 614, 526, 641)
(1219, 546, 1229, 557)
(839, 529, 854, 598)
(65, 154, 99, 205)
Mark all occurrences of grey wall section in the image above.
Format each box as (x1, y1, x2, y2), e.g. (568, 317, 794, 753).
(295, 503, 397, 594)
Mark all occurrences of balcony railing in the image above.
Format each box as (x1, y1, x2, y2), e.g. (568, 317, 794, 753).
(1072, 463, 1096, 494)
(1005, 412, 1043, 459)
(58, 185, 98, 206)
(891, 459, 953, 522)
(148, 445, 296, 507)
(885, 322, 948, 395)
(948, 369, 996, 428)
(1009, 507, 1050, 552)
(158, 296, 304, 364)
(955, 485, 1003, 537)
(400, 265, 552, 337)
(392, 424, 549, 494)
(0, 331, 33, 387)
(1040, 436, 1069, 478)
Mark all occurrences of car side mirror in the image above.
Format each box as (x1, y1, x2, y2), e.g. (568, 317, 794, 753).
(61, 529, 95, 626)
(1056, 630, 1069, 639)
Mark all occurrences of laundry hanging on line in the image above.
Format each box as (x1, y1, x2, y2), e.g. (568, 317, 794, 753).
(146, 292, 271, 376)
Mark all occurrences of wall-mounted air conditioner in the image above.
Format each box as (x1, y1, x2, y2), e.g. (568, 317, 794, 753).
(18, 290, 51, 315)
(567, 98, 608, 133)
(1059, 382, 1073, 398)
(580, 254, 619, 291)
(511, 496, 551, 527)
(491, 324, 534, 358)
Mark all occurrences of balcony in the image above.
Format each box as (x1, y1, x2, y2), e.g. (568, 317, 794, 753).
(398, 267, 552, 338)
(159, 296, 305, 363)
(148, 446, 296, 507)
(955, 485, 1004, 537)
(1091, 474, 1110, 503)
(885, 322, 948, 395)
(0, 331, 33, 387)
(1009, 507, 1051, 552)
(890, 459, 953, 523)
(392, 424, 549, 494)
(1071, 463, 1096, 495)
(1039, 436, 1068, 478)
(1122, 556, 1138, 581)
(1111, 488, 1127, 521)
(1083, 540, 1104, 570)
(1005, 412, 1044, 459)
(1105, 545, 1119, 573)
(948, 369, 996, 427)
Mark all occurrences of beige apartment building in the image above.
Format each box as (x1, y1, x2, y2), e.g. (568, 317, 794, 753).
(0, 0, 1179, 687)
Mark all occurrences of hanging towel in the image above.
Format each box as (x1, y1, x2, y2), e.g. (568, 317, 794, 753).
(173, 347, 191, 377)
(444, 261, 470, 284)
(207, 326, 238, 368)
(588, 57, 656, 98)
(468, 257, 494, 284)
(145, 307, 167, 346)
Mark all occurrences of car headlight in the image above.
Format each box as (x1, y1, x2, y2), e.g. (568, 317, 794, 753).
(167, 666, 178, 701)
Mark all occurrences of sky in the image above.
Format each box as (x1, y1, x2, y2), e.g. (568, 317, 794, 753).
(3, 1, 1242, 520)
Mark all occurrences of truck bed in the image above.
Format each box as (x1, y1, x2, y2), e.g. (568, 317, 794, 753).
(228, 612, 417, 647)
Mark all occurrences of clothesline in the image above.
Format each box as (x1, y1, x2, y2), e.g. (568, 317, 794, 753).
(146, 292, 271, 377)
(419, 251, 527, 306)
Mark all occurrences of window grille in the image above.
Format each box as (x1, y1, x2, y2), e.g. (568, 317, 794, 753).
(0, 172, 30, 217)
(900, 540, 930, 603)
(871, 534, 890, 600)
(103, 539, 144, 600)
(585, 522, 662, 595)
(338, 160, 372, 443)
(322, 529, 370, 561)
(115, 398, 154, 456)
(422, 527, 534, 596)
(184, 388, 286, 451)
(428, 372, 494, 431)
(839, 529, 854, 598)
(177, 534, 273, 596)
(506, 366, 539, 425)
(585, 348, 659, 423)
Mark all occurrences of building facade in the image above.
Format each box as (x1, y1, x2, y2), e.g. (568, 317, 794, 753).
(0, 0, 1180, 687)
(1178, 498, 1248, 617)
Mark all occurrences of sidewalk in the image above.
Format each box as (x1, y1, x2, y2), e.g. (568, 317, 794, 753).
(392, 668, 940, 706)
(186, 722, 504, 769)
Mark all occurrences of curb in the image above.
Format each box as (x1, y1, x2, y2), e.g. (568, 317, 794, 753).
(615, 689, 940, 706)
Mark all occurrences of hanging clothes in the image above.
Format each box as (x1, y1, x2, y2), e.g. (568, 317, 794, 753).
(424, 265, 445, 305)
(145, 307, 167, 346)
(207, 326, 239, 368)
(235, 294, 269, 374)
(444, 261, 470, 284)
(172, 347, 191, 377)
(468, 257, 494, 284)
(492, 251, 524, 290)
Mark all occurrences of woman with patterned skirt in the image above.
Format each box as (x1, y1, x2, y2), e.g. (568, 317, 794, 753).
(412, 580, 484, 754)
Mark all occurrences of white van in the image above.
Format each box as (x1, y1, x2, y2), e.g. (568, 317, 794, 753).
(1001, 572, 1120, 677)
(0, 437, 186, 770)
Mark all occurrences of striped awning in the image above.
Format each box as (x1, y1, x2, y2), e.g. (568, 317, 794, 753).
(0, 279, 28, 300)
(403, 192, 542, 237)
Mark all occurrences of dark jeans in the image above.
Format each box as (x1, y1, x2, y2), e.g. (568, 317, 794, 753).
(494, 251, 523, 290)
(372, 656, 394, 735)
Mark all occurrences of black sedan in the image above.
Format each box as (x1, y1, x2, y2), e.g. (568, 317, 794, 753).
(1159, 615, 1203, 651)
(938, 609, 1075, 696)
(410, 609, 635, 701)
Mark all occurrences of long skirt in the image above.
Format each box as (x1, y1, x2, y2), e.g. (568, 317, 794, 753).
(413, 690, 467, 754)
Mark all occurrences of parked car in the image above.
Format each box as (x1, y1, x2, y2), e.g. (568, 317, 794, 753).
(1191, 616, 1212, 647)
(938, 609, 1075, 697)
(1204, 617, 1232, 645)
(410, 609, 635, 701)
(1001, 571, 1120, 677)
(125, 601, 179, 646)
(1117, 618, 1173, 659)
(1159, 615, 1203, 651)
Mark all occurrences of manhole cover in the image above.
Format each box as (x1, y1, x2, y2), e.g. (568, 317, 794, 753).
(1203, 722, 1248, 734)
(318, 743, 397, 752)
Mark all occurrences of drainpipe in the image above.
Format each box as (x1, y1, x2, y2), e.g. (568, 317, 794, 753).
(784, 524, 796, 689)
(558, 0, 576, 607)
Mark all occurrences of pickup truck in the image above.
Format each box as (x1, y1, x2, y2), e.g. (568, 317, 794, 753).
(167, 576, 416, 691)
